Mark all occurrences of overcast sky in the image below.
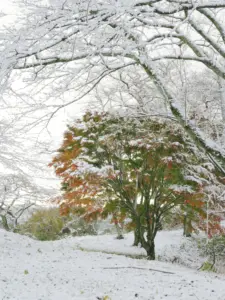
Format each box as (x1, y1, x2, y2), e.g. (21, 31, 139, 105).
(0, 1, 20, 24)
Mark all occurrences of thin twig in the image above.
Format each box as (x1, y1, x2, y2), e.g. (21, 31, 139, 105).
(103, 266, 174, 274)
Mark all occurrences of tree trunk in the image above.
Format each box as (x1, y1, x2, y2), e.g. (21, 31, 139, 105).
(133, 227, 141, 246)
(140, 228, 156, 259)
(142, 63, 225, 176)
(218, 77, 225, 141)
(114, 215, 124, 239)
(218, 77, 225, 122)
(145, 240, 156, 260)
(1, 215, 10, 231)
(183, 214, 192, 237)
(133, 217, 142, 246)
(115, 223, 124, 239)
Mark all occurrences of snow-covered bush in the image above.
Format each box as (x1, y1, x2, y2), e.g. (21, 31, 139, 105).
(17, 207, 101, 240)
(198, 235, 225, 272)
(67, 217, 98, 236)
(17, 208, 64, 241)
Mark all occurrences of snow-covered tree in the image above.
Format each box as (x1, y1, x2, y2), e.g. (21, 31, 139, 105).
(0, 174, 36, 230)
(1, 0, 225, 173)
(51, 112, 225, 259)
(0, 118, 56, 230)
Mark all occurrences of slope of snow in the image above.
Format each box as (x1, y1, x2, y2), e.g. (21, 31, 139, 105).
(1, 229, 225, 300)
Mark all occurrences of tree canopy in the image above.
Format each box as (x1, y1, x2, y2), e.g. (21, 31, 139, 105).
(51, 112, 225, 258)
(1, 0, 225, 173)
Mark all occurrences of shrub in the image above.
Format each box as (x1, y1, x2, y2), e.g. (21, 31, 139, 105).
(198, 234, 225, 272)
(68, 217, 98, 236)
(200, 261, 216, 272)
(17, 207, 64, 241)
(17, 207, 100, 240)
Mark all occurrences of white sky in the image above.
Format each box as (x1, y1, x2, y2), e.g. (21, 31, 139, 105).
(0, 1, 20, 24)
(0, 2, 14, 11)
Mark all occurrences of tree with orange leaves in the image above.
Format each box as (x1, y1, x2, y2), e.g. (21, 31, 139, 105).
(50, 112, 224, 259)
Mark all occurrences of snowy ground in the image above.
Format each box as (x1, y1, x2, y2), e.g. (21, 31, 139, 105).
(1, 229, 225, 300)
(74, 230, 205, 269)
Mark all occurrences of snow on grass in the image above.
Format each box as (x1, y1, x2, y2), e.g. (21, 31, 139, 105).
(1, 229, 225, 300)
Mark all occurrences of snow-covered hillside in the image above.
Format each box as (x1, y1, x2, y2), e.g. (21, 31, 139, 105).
(1, 229, 225, 300)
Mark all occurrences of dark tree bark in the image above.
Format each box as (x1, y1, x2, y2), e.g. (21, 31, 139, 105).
(146, 241, 156, 260)
(183, 214, 192, 237)
(1, 215, 10, 231)
(141, 238, 156, 260)
(133, 217, 142, 246)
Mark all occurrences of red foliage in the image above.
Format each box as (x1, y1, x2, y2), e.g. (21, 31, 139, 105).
(198, 213, 225, 238)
